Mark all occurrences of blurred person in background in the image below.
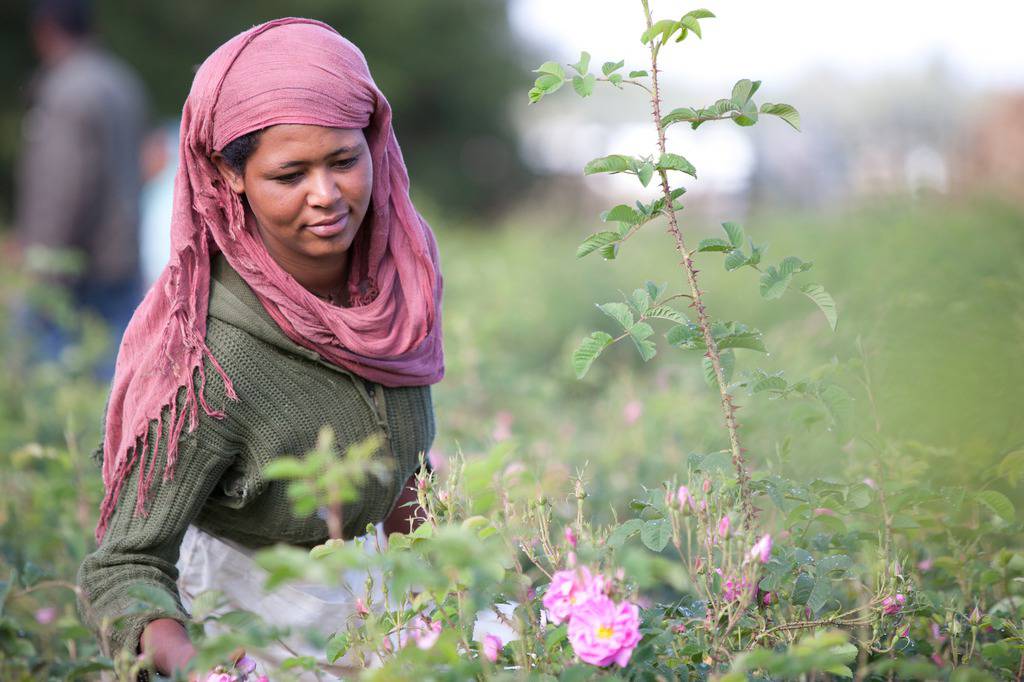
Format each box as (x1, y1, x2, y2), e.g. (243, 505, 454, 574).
(14, 0, 147, 375)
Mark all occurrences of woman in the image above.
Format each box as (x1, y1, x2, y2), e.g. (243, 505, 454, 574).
(76, 18, 444, 680)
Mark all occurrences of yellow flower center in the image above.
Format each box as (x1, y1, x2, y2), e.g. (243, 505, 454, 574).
(597, 626, 614, 640)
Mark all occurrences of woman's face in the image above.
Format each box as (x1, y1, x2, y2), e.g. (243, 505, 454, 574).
(213, 124, 373, 274)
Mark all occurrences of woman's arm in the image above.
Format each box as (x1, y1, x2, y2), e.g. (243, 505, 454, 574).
(140, 618, 197, 677)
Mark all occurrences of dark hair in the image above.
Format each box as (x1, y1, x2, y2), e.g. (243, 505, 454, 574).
(32, 0, 93, 37)
(219, 129, 264, 173)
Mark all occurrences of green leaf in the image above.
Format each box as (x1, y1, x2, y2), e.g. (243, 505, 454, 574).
(977, 490, 1016, 523)
(722, 222, 744, 249)
(660, 107, 698, 129)
(998, 450, 1024, 486)
(326, 632, 352, 663)
(714, 322, 768, 353)
(598, 302, 634, 330)
(534, 73, 564, 95)
(573, 331, 614, 379)
(628, 70, 648, 78)
(807, 576, 832, 614)
(733, 99, 759, 127)
(576, 231, 620, 259)
(759, 266, 793, 300)
(631, 288, 652, 314)
(644, 305, 686, 323)
(572, 73, 597, 98)
(602, 204, 643, 224)
(761, 102, 802, 131)
(570, 51, 591, 76)
(645, 280, 667, 301)
(584, 154, 633, 175)
(601, 59, 624, 76)
(640, 519, 671, 552)
(791, 573, 814, 605)
(666, 322, 701, 349)
(724, 249, 749, 271)
(263, 458, 308, 480)
(657, 153, 697, 177)
(678, 14, 703, 39)
(750, 373, 787, 394)
(731, 78, 761, 105)
(607, 518, 644, 548)
(637, 160, 655, 187)
(641, 19, 679, 45)
(629, 322, 657, 361)
(535, 61, 566, 79)
(819, 384, 854, 432)
(684, 9, 715, 20)
(702, 348, 735, 388)
(125, 583, 180, 615)
(698, 238, 734, 252)
(780, 256, 813, 276)
(546, 624, 569, 652)
(608, 73, 623, 87)
(800, 283, 839, 331)
(599, 243, 618, 260)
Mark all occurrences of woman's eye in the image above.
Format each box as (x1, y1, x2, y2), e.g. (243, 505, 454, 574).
(274, 173, 302, 184)
(333, 156, 359, 169)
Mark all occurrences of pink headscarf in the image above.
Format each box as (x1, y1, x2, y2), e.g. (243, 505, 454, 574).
(95, 18, 444, 543)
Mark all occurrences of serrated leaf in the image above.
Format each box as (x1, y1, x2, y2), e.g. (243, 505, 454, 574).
(570, 51, 591, 76)
(644, 306, 686, 323)
(722, 222, 744, 249)
(817, 555, 853, 576)
(698, 238, 734, 252)
(598, 302, 634, 330)
(660, 107, 698, 129)
(819, 384, 854, 432)
(702, 348, 735, 388)
(807, 576, 832, 614)
(657, 152, 697, 177)
(631, 288, 652, 314)
(602, 204, 643, 224)
(733, 99, 759, 127)
(601, 59, 624, 76)
(998, 450, 1024, 486)
(534, 73, 564, 95)
(791, 573, 814, 605)
(800, 283, 838, 331)
(572, 73, 596, 98)
(724, 249, 749, 271)
(750, 373, 787, 394)
(666, 323, 701, 349)
(731, 78, 761, 105)
(779, 256, 813, 276)
(584, 154, 632, 175)
(576, 231, 620, 259)
(608, 73, 623, 87)
(679, 15, 702, 39)
(628, 322, 657, 361)
(599, 242, 618, 260)
(637, 160, 655, 187)
(640, 519, 671, 552)
(125, 583, 179, 615)
(535, 61, 566, 79)
(760, 102, 801, 131)
(644, 280, 667, 301)
(326, 632, 352, 663)
(628, 70, 648, 78)
(977, 490, 1015, 523)
(607, 518, 644, 549)
(759, 266, 793, 300)
(641, 19, 679, 45)
(573, 331, 614, 379)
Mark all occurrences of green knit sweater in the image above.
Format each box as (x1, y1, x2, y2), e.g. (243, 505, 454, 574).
(76, 254, 436, 658)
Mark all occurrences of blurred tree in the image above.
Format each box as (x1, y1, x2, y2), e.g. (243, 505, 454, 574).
(0, 0, 534, 226)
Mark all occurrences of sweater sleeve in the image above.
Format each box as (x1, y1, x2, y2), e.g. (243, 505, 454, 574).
(76, 402, 237, 658)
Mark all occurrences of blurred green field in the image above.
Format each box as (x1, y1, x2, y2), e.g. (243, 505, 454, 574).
(431, 195, 1024, 515)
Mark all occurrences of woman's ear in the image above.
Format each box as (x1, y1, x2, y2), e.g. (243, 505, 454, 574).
(210, 152, 246, 195)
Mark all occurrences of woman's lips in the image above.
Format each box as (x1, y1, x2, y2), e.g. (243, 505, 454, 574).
(306, 214, 349, 237)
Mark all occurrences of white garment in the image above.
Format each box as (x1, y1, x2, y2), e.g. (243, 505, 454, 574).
(175, 523, 391, 680)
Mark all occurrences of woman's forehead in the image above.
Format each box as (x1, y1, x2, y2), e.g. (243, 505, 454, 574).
(254, 125, 366, 163)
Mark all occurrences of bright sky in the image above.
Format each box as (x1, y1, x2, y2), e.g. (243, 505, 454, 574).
(510, 0, 1024, 92)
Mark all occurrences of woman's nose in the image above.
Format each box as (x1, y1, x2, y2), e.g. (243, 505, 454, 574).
(307, 169, 342, 207)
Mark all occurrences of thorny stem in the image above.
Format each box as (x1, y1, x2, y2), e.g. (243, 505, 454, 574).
(640, 1, 755, 531)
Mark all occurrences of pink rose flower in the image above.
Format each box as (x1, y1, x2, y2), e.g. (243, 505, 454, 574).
(205, 674, 235, 682)
(566, 594, 642, 667)
(881, 593, 906, 615)
(543, 567, 606, 625)
(234, 655, 256, 675)
(564, 526, 578, 548)
(676, 486, 694, 511)
(355, 597, 370, 617)
(717, 515, 730, 539)
(917, 558, 933, 572)
(748, 534, 772, 564)
(400, 616, 443, 650)
(34, 607, 57, 625)
(622, 400, 643, 426)
(720, 573, 751, 602)
(482, 633, 503, 662)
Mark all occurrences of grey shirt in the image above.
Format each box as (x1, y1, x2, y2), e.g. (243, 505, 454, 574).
(16, 41, 147, 284)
